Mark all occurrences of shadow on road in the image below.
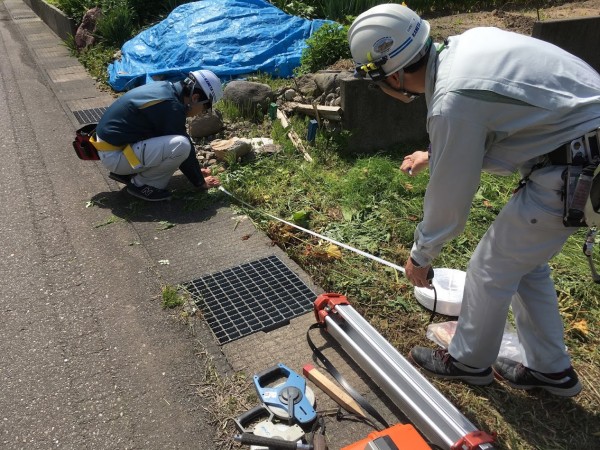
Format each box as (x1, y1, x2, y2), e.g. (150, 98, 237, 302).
(88, 175, 228, 225)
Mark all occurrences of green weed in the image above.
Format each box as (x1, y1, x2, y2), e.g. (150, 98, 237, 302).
(94, 1, 137, 48)
(161, 285, 185, 309)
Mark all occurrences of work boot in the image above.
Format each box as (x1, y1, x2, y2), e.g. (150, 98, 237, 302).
(493, 357, 582, 397)
(108, 172, 132, 185)
(126, 184, 172, 202)
(409, 347, 494, 386)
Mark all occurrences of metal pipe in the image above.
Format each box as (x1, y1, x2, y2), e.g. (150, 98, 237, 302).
(315, 294, 495, 450)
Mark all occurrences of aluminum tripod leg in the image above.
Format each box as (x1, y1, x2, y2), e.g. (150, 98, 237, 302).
(314, 294, 495, 450)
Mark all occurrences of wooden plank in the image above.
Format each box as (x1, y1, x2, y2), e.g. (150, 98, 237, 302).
(276, 109, 313, 162)
(288, 102, 342, 121)
(303, 363, 367, 418)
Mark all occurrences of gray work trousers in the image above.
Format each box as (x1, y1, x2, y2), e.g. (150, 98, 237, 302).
(99, 135, 190, 189)
(449, 166, 577, 373)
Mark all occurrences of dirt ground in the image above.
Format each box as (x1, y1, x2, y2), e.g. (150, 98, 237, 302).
(427, 0, 600, 38)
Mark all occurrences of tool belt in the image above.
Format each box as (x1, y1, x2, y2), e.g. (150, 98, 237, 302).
(72, 123, 142, 169)
(547, 129, 600, 166)
(547, 128, 600, 227)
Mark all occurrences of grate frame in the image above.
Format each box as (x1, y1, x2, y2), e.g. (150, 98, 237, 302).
(72, 107, 108, 124)
(185, 256, 316, 344)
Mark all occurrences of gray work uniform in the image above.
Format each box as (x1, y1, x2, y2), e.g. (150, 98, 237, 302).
(412, 27, 600, 372)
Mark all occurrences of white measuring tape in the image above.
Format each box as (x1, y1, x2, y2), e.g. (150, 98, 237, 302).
(219, 186, 406, 273)
(218, 186, 465, 317)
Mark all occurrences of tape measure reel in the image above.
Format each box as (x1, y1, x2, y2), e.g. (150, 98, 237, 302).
(414, 268, 466, 316)
(253, 363, 317, 424)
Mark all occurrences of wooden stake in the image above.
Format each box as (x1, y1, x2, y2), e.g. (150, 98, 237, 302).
(303, 363, 366, 418)
(276, 109, 313, 162)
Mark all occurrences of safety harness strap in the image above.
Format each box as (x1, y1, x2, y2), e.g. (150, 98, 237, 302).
(90, 136, 142, 169)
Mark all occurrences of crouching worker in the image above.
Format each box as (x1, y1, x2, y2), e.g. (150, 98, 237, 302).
(93, 70, 223, 201)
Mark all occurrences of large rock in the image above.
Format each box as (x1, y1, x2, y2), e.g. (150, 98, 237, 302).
(294, 74, 319, 97)
(210, 138, 252, 162)
(314, 70, 354, 95)
(188, 111, 224, 138)
(223, 81, 274, 118)
(75, 7, 102, 51)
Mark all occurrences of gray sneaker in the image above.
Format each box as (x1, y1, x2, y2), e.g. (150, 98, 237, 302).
(409, 347, 494, 385)
(127, 184, 172, 202)
(493, 357, 582, 397)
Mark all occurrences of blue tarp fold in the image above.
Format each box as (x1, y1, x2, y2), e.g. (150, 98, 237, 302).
(108, 0, 330, 91)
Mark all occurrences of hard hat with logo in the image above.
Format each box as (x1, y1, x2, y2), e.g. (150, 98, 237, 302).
(348, 4, 431, 81)
(187, 69, 223, 104)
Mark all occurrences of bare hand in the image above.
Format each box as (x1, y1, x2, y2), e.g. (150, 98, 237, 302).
(400, 150, 429, 176)
(200, 175, 220, 189)
(405, 257, 433, 288)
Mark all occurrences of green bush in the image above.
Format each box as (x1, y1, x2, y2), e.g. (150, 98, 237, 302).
(297, 22, 351, 74)
(55, 0, 96, 21)
(95, 1, 137, 48)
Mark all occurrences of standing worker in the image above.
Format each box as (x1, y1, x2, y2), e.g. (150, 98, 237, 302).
(348, 4, 600, 396)
(94, 70, 223, 201)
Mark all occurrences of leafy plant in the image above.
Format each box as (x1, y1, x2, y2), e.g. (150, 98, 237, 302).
(77, 44, 116, 85)
(297, 22, 351, 74)
(94, 1, 137, 48)
(55, 0, 96, 21)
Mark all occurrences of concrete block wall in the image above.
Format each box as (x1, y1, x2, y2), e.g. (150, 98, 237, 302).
(23, 0, 76, 41)
(340, 17, 600, 154)
(533, 17, 600, 74)
(340, 78, 428, 153)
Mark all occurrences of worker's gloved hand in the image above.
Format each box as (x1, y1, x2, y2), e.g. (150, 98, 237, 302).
(406, 257, 433, 288)
(400, 150, 429, 176)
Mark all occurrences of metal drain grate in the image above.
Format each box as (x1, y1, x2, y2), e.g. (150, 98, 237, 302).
(185, 256, 316, 344)
(72, 107, 108, 124)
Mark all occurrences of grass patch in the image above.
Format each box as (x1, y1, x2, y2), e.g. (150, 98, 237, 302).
(161, 284, 185, 309)
(77, 44, 118, 87)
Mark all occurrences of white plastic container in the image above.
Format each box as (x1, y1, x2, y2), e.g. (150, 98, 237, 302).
(414, 268, 466, 316)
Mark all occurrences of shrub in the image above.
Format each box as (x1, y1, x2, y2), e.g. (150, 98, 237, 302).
(55, 0, 96, 21)
(297, 22, 351, 74)
(94, 1, 137, 48)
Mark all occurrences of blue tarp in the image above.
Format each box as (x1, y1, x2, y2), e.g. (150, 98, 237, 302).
(108, 0, 331, 91)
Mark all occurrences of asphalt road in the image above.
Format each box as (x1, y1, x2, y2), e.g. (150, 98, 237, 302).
(0, 2, 412, 449)
(0, 4, 217, 448)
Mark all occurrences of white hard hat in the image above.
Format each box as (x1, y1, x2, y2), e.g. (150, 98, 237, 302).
(348, 4, 430, 80)
(188, 69, 223, 104)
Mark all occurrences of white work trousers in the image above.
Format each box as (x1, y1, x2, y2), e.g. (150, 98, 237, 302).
(449, 166, 577, 373)
(99, 135, 191, 189)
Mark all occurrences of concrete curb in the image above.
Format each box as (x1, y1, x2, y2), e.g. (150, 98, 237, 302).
(23, 0, 76, 41)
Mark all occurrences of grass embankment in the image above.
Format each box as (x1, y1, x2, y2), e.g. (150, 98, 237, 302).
(219, 113, 600, 449)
